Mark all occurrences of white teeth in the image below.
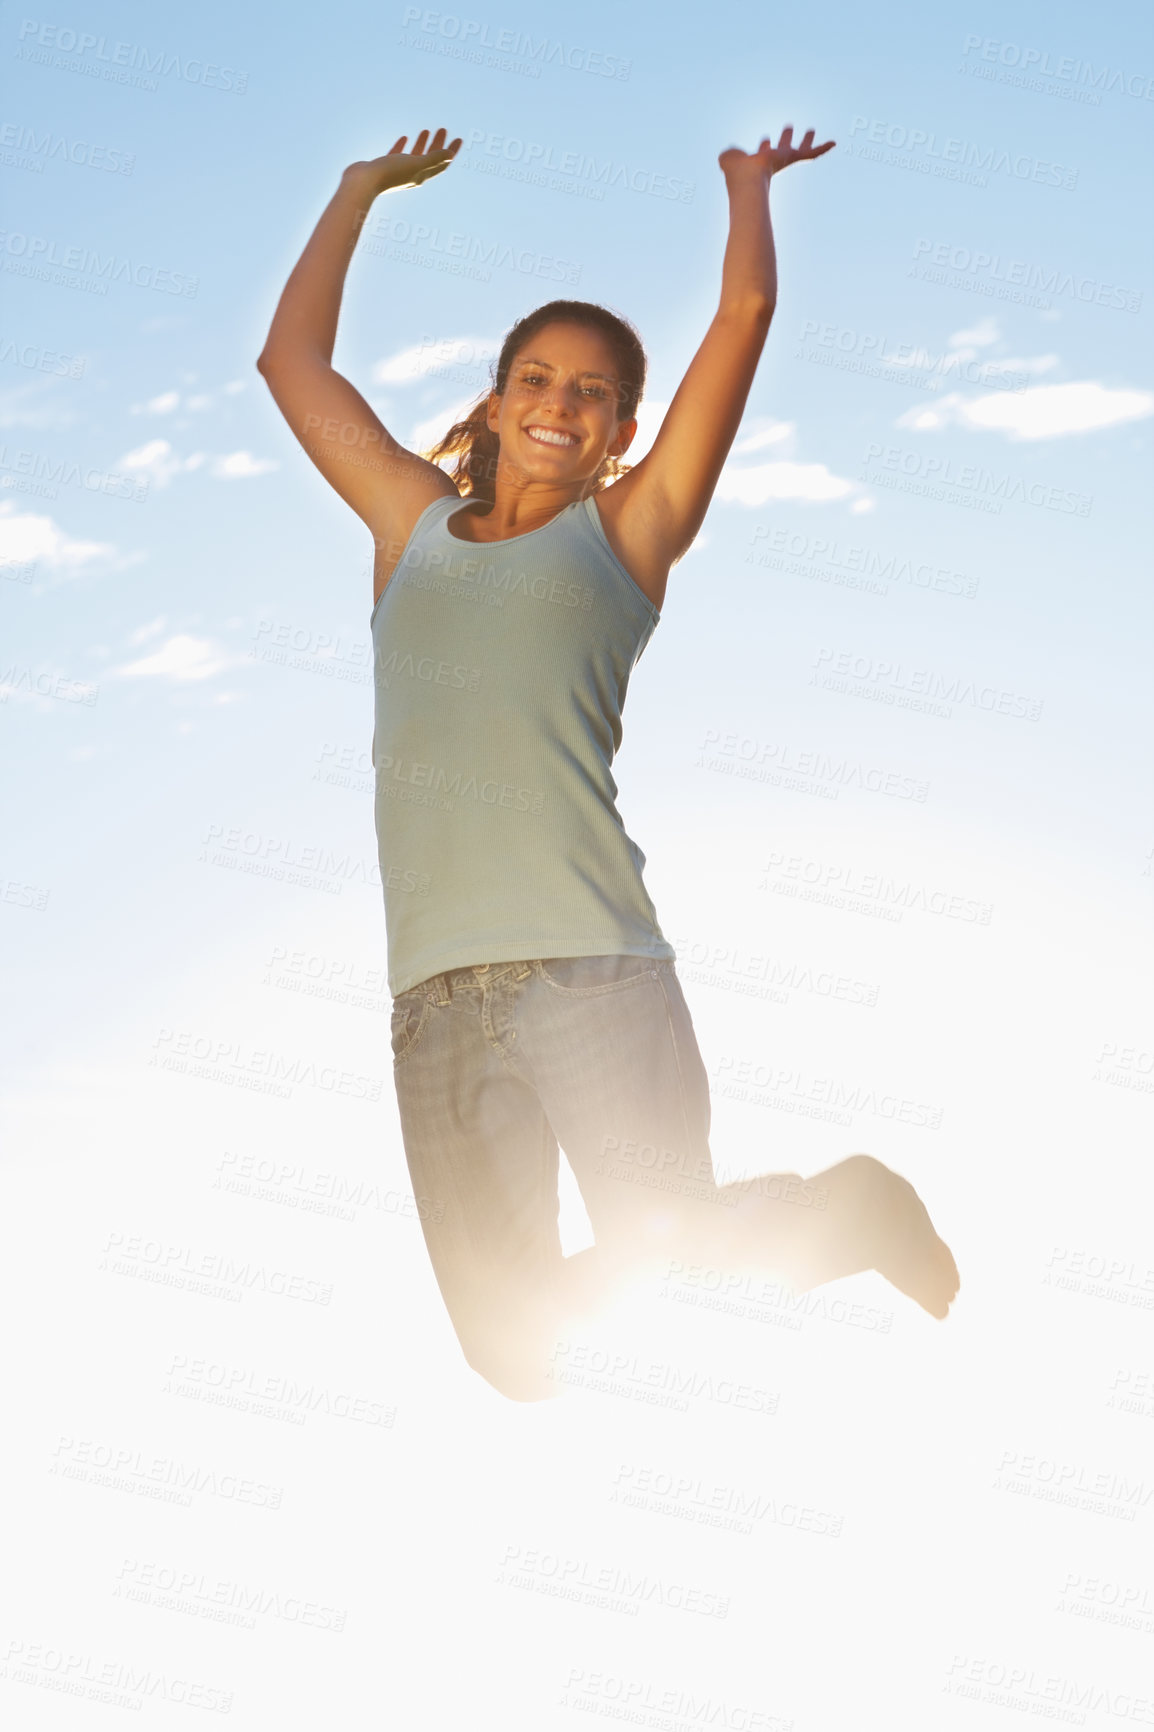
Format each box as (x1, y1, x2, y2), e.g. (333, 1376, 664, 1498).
(526, 426, 578, 447)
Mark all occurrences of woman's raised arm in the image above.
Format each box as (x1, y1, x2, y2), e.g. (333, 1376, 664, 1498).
(256, 129, 462, 534)
(610, 126, 835, 570)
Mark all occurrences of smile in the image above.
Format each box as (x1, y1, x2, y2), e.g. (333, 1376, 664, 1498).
(525, 425, 580, 448)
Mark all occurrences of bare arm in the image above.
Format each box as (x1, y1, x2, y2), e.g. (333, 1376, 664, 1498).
(256, 129, 462, 534)
(613, 126, 835, 565)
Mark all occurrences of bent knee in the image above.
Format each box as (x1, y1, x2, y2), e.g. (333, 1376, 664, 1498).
(464, 1346, 562, 1404)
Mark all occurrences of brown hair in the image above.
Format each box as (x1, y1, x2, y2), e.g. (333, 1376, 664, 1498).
(419, 299, 647, 503)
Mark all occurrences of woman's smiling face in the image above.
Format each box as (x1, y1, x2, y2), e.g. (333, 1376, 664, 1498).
(486, 321, 637, 479)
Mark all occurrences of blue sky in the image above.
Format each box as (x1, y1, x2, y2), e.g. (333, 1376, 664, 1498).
(4, 0, 1153, 1726)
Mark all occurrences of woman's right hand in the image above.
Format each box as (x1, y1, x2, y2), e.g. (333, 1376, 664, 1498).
(343, 128, 463, 200)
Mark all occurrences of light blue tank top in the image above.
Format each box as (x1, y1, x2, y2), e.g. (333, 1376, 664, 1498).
(370, 491, 676, 996)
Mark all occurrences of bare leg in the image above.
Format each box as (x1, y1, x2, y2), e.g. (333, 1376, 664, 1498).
(690, 1153, 960, 1320)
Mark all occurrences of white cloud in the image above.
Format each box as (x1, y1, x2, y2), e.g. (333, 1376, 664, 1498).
(0, 381, 78, 431)
(897, 380, 1154, 440)
(622, 399, 670, 464)
(115, 440, 273, 483)
(715, 459, 859, 506)
(730, 419, 795, 457)
(129, 616, 167, 646)
(131, 380, 247, 415)
(947, 317, 1000, 349)
(116, 438, 206, 486)
(995, 354, 1060, 376)
(851, 497, 876, 514)
(0, 500, 115, 569)
(111, 634, 234, 682)
(373, 336, 500, 385)
(407, 395, 488, 458)
(209, 450, 278, 479)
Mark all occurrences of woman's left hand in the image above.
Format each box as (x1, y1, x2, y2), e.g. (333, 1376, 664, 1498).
(719, 126, 835, 180)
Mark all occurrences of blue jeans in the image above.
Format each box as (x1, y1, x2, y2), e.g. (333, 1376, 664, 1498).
(391, 954, 796, 1400)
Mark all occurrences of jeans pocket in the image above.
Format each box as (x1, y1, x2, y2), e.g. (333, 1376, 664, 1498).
(390, 991, 431, 1064)
(534, 955, 664, 996)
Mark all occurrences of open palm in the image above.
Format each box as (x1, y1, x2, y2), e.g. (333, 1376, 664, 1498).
(349, 126, 463, 197)
(720, 126, 835, 180)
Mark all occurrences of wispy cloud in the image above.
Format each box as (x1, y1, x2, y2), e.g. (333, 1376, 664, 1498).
(0, 500, 116, 569)
(0, 380, 79, 431)
(115, 439, 275, 483)
(407, 396, 486, 457)
(128, 616, 167, 646)
(116, 438, 206, 485)
(372, 336, 500, 385)
(897, 380, 1154, 440)
(110, 633, 235, 682)
(716, 459, 859, 507)
(947, 316, 1001, 349)
(209, 451, 278, 479)
(730, 419, 795, 458)
(130, 380, 247, 415)
(134, 390, 180, 415)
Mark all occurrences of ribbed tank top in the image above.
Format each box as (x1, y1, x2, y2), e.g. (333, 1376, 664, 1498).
(370, 491, 676, 996)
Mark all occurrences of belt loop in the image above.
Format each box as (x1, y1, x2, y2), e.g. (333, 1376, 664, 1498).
(431, 974, 450, 1005)
(513, 962, 532, 982)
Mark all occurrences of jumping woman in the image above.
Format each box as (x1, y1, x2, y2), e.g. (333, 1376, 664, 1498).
(257, 125, 960, 1402)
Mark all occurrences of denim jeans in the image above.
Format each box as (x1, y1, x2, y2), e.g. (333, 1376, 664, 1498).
(390, 954, 790, 1401)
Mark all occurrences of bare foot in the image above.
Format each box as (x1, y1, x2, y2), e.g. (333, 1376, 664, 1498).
(790, 1154, 960, 1319)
